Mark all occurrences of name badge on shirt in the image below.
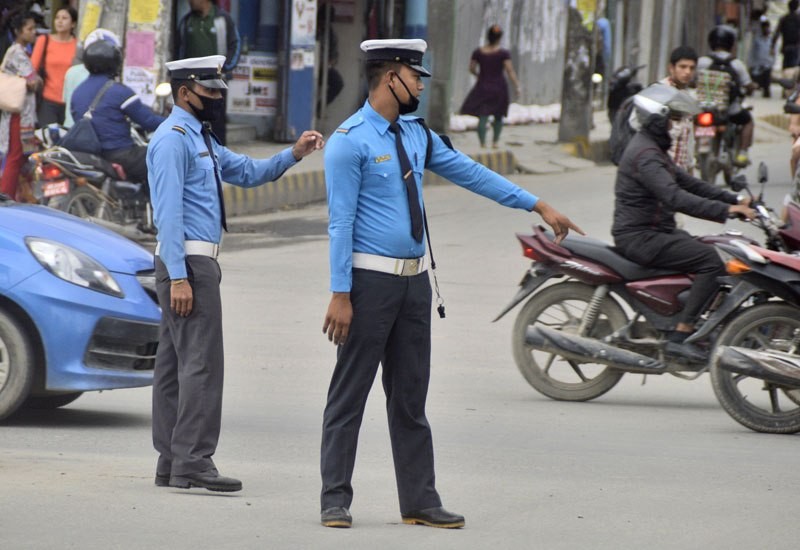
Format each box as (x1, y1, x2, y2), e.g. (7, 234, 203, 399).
(375, 154, 392, 164)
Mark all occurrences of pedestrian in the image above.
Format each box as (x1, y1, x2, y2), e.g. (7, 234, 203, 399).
(173, 0, 240, 145)
(319, 38, 582, 529)
(660, 45, 698, 173)
(0, 11, 41, 200)
(31, 6, 77, 126)
(749, 16, 774, 98)
(459, 25, 521, 148)
(772, 0, 800, 77)
(62, 34, 91, 128)
(147, 55, 323, 493)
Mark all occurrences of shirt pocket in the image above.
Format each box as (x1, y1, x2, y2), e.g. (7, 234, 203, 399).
(195, 154, 216, 190)
(366, 162, 403, 198)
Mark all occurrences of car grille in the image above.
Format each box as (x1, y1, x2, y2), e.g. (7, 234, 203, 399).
(85, 317, 159, 370)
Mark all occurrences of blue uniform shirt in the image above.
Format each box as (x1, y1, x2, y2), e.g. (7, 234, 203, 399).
(325, 100, 539, 292)
(148, 105, 298, 279)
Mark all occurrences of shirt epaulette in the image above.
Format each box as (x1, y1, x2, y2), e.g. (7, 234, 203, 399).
(336, 116, 365, 134)
(171, 125, 187, 135)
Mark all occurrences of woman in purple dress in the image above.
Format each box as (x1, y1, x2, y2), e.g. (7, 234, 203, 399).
(460, 25, 521, 148)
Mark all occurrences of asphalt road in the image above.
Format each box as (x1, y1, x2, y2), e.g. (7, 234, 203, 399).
(2, 141, 798, 550)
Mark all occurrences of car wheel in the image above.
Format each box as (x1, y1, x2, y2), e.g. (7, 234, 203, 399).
(0, 309, 34, 420)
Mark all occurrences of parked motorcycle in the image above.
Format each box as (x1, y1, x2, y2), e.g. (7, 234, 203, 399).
(607, 64, 645, 124)
(710, 239, 800, 434)
(494, 164, 797, 402)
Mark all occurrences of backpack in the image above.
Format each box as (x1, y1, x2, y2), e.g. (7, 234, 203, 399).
(696, 53, 740, 109)
(609, 95, 636, 166)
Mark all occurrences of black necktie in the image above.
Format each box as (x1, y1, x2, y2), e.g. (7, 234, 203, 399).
(201, 123, 228, 232)
(388, 122, 424, 242)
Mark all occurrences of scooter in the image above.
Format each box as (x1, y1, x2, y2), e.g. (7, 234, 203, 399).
(494, 164, 797, 402)
(607, 64, 645, 124)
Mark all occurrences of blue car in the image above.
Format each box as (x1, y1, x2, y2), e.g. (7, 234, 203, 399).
(0, 196, 160, 419)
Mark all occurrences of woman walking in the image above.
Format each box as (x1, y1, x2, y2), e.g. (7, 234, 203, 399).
(460, 25, 521, 148)
(31, 7, 77, 126)
(0, 11, 41, 200)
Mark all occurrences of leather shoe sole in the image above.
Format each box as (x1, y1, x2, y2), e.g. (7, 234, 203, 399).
(321, 507, 352, 528)
(169, 470, 242, 492)
(401, 507, 465, 529)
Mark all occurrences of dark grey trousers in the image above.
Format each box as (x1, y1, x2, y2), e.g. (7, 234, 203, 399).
(152, 255, 224, 476)
(320, 269, 442, 514)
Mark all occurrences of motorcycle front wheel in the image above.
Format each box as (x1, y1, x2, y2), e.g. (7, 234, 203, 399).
(512, 281, 628, 401)
(65, 186, 116, 221)
(711, 303, 800, 434)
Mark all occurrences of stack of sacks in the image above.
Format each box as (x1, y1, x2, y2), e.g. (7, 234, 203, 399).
(449, 103, 561, 132)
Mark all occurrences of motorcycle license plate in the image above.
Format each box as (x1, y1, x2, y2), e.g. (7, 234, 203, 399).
(42, 180, 70, 198)
(695, 126, 715, 138)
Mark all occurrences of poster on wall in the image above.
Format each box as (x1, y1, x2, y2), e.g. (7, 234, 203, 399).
(125, 31, 156, 68)
(123, 66, 158, 108)
(227, 54, 279, 115)
(129, 0, 160, 25)
(291, 0, 317, 46)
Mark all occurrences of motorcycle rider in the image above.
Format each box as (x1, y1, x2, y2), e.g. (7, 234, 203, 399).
(70, 29, 165, 184)
(612, 83, 756, 360)
(697, 25, 757, 167)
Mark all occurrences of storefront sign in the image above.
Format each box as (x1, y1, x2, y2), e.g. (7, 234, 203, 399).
(227, 54, 279, 115)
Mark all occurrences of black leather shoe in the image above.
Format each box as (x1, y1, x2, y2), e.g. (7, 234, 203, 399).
(321, 507, 352, 528)
(154, 472, 170, 487)
(401, 507, 465, 529)
(169, 469, 242, 492)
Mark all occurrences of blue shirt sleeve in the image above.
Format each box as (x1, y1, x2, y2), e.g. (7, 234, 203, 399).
(148, 130, 189, 279)
(325, 132, 363, 292)
(426, 131, 538, 211)
(217, 145, 298, 187)
(121, 91, 167, 132)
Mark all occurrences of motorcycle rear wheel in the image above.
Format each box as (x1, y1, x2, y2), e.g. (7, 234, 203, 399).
(65, 187, 115, 221)
(711, 303, 800, 434)
(512, 281, 628, 401)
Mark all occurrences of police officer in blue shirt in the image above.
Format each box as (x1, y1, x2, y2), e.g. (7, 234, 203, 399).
(319, 39, 582, 528)
(148, 55, 323, 493)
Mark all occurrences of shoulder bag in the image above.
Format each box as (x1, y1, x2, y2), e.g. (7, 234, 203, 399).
(59, 80, 114, 154)
(0, 56, 28, 114)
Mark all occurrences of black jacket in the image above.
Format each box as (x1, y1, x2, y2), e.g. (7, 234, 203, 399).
(612, 131, 737, 240)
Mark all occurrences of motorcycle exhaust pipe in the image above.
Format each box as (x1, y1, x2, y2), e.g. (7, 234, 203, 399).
(525, 325, 666, 373)
(714, 346, 800, 387)
(87, 217, 155, 243)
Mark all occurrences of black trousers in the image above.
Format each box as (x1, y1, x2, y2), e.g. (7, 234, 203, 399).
(152, 255, 224, 476)
(37, 98, 65, 127)
(320, 269, 442, 514)
(104, 145, 149, 185)
(615, 229, 726, 325)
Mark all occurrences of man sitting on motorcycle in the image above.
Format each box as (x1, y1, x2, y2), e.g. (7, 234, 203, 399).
(70, 30, 165, 185)
(697, 25, 757, 167)
(612, 83, 756, 361)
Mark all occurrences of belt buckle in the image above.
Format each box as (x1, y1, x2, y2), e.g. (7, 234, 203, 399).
(211, 243, 219, 259)
(400, 258, 419, 276)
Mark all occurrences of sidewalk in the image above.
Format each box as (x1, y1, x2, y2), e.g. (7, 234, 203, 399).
(222, 94, 791, 217)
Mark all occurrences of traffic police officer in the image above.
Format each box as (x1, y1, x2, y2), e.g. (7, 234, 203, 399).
(320, 39, 582, 528)
(148, 55, 323, 492)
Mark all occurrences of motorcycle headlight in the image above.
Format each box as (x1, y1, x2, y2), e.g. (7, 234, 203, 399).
(25, 238, 124, 298)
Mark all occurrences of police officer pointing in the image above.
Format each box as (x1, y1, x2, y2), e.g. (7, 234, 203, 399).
(319, 39, 582, 528)
(148, 55, 323, 492)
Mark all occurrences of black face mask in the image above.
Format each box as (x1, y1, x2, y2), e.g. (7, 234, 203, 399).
(388, 73, 420, 115)
(186, 87, 225, 121)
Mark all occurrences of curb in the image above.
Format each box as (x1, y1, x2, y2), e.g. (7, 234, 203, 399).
(223, 149, 518, 216)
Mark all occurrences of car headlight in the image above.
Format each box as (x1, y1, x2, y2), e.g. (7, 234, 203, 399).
(25, 238, 124, 298)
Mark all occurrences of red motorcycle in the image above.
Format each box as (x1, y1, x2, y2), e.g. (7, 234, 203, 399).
(494, 164, 800, 402)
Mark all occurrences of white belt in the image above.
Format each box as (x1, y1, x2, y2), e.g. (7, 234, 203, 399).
(352, 252, 426, 276)
(155, 240, 220, 259)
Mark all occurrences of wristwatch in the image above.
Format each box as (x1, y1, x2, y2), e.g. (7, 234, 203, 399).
(171, 278, 188, 286)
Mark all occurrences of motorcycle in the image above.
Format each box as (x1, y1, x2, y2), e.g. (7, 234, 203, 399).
(494, 163, 798, 402)
(694, 103, 750, 187)
(710, 239, 800, 434)
(607, 64, 645, 124)
(24, 83, 172, 242)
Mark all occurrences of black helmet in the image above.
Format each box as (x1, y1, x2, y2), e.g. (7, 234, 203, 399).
(708, 25, 737, 51)
(83, 38, 122, 76)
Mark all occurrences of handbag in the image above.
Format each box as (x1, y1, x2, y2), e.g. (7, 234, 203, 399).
(0, 58, 27, 114)
(58, 80, 114, 154)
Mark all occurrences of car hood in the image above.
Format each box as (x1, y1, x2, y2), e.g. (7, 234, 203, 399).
(0, 204, 154, 275)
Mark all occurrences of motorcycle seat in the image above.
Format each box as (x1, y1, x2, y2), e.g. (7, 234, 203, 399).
(553, 232, 682, 281)
(68, 151, 120, 179)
